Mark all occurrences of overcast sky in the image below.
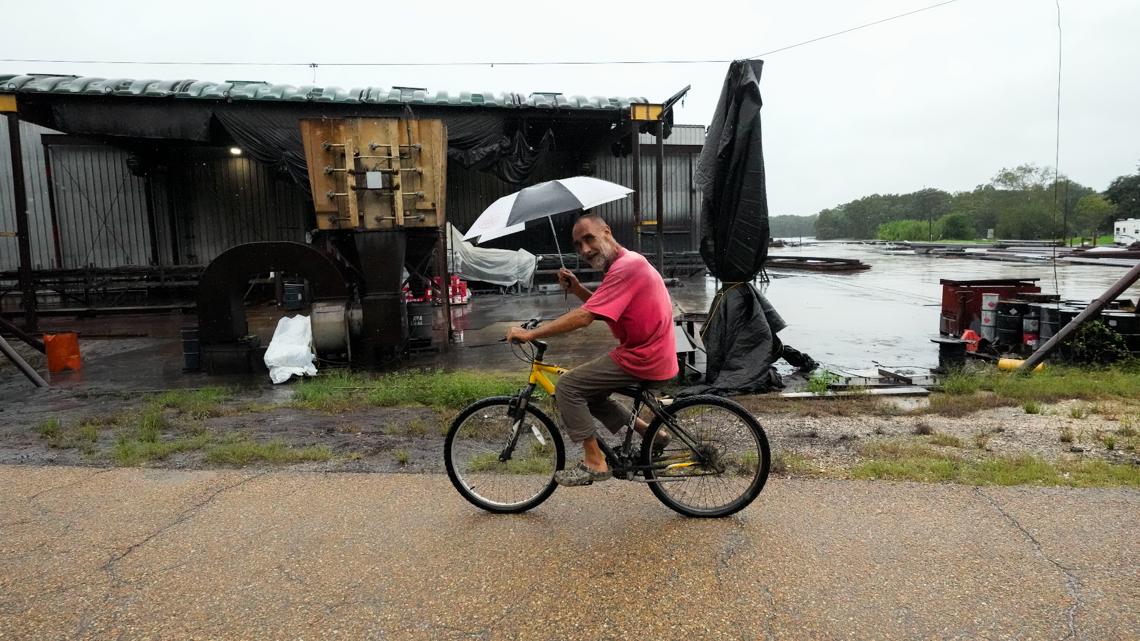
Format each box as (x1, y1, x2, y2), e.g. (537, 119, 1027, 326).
(3, 0, 1138, 216)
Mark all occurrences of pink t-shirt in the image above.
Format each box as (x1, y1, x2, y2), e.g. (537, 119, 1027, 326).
(583, 248, 678, 381)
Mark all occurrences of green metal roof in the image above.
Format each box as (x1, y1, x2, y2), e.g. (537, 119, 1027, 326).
(0, 74, 645, 111)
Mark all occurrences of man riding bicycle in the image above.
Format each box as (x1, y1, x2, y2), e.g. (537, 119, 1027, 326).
(505, 213, 677, 486)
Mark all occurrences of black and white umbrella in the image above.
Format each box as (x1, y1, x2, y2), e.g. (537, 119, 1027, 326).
(463, 177, 633, 264)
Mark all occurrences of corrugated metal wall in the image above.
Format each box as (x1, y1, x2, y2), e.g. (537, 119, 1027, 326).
(48, 144, 153, 268)
(0, 121, 57, 270)
(447, 127, 704, 257)
(159, 156, 310, 265)
(3, 122, 704, 272)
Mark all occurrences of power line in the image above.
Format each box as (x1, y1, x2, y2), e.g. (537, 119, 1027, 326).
(748, 0, 961, 58)
(0, 1, 964, 70)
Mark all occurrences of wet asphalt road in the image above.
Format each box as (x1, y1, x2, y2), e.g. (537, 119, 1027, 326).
(1, 466, 1137, 641)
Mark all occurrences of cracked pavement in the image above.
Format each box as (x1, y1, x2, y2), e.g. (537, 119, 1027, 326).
(1, 466, 1136, 640)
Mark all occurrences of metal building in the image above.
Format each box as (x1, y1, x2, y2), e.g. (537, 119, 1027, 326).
(1, 74, 705, 314)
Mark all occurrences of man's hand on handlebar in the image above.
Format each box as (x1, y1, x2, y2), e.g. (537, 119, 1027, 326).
(505, 326, 536, 344)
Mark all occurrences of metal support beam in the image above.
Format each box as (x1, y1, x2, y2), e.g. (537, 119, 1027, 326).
(6, 113, 37, 331)
(1020, 261, 1140, 372)
(655, 120, 666, 275)
(0, 315, 45, 352)
(0, 334, 48, 387)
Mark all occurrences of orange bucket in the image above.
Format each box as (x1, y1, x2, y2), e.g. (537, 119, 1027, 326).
(44, 332, 82, 372)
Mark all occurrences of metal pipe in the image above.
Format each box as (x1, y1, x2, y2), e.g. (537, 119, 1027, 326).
(6, 113, 37, 331)
(1019, 261, 1140, 371)
(0, 334, 48, 387)
(655, 120, 665, 275)
(0, 315, 45, 352)
(630, 120, 642, 253)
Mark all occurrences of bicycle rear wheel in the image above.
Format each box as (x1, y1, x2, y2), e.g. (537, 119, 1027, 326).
(444, 396, 565, 514)
(640, 395, 770, 518)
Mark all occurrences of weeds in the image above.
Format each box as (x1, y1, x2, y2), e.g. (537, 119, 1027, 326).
(912, 421, 934, 436)
(292, 370, 520, 412)
(922, 393, 1017, 417)
(153, 387, 231, 418)
(850, 448, 1140, 487)
(1059, 425, 1074, 443)
(930, 432, 963, 448)
(394, 449, 410, 466)
(37, 417, 61, 440)
(1023, 401, 1042, 415)
(807, 370, 840, 396)
(1070, 405, 1088, 419)
(973, 431, 991, 450)
(205, 438, 332, 466)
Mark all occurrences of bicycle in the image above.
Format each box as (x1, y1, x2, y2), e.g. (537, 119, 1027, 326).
(443, 319, 771, 518)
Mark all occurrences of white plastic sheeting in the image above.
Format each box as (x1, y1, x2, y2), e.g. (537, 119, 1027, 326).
(264, 315, 318, 384)
(447, 223, 536, 288)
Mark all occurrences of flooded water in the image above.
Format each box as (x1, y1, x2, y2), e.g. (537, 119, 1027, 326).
(722, 242, 1140, 373)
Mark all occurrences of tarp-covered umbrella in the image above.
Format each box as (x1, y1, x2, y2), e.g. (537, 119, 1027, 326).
(683, 60, 815, 396)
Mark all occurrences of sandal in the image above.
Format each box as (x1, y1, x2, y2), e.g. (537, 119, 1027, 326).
(651, 430, 671, 459)
(554, 462, 612, 487)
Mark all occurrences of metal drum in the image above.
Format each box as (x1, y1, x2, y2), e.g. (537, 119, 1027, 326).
(1036, 304, 1061, 341)
(995, 300, 1029, 347)
(407, 302, 434, 341)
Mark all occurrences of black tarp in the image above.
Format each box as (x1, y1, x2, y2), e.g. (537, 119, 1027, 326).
(682, 60, 814, 396)
(38, 98, 577, 187)
(214, 108, 558, 188)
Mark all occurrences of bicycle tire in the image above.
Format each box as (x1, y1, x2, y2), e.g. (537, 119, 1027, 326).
(640, 395, 770, 518)
(444, 396, 565, 514)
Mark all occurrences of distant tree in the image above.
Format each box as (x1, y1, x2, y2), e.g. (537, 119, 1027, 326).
(877, 219, 928, 241)
(769, 214, 818, 238)
(1072, 194, 1116, 238)
(815, 208, 848, 239)
(937, 212, 975, 240)
(1105, 164, 1140, 220)
(992, 163, 1054, 190)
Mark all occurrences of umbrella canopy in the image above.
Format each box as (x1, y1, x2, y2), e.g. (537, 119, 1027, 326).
(463, 176, 633, 244)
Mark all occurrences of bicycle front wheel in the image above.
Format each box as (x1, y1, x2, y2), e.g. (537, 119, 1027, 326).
(640, 395, 770, 518)
(444, 396, 565, 514)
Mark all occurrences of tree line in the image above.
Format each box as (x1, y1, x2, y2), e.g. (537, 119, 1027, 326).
(770, 162, 1140, 241)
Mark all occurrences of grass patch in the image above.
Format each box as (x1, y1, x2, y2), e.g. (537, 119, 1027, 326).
(939, 371, 981, 395)
(929, 432, 963, 448)
(741, 396, 904, 417)
(922, 393, 1018, 417)
(971, 366, 1140, 403)
(292, 369, 521, 412)
(204, 438, 332, 466)
(1070, 405, 1088, 419)
(973, 431, 991, 450)
(770, 452, 817, 476)
(153, 387, 231, 418)
(1023, 401, 1042, 415)
(920, 366, 1140, 417)
(37, 417, 62, 440)
(393, 449, 410, 466)
(464, 450, 553, 474)
(807, 370, 840, 396)
(1059, 425, 1074, 443)
(850, 441, 1140, 487)
(113, 434, 209, 466)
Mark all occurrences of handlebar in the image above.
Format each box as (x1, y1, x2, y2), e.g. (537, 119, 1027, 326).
(500, 318, 548, 360)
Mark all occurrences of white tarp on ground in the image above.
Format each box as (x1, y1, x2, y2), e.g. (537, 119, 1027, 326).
(447, 223, 536, 288)
(264, 315, 317, 384)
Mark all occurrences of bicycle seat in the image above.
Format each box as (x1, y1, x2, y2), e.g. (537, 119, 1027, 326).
(614, 381, 655, 399)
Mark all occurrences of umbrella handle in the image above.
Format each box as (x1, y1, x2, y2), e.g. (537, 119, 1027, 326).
(548, 216, 566, 269)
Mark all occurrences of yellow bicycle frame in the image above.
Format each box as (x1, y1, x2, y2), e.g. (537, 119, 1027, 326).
(528, 359, 568, 395)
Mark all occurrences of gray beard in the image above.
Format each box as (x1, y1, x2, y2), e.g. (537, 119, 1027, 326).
(588, 254, 608, 272)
